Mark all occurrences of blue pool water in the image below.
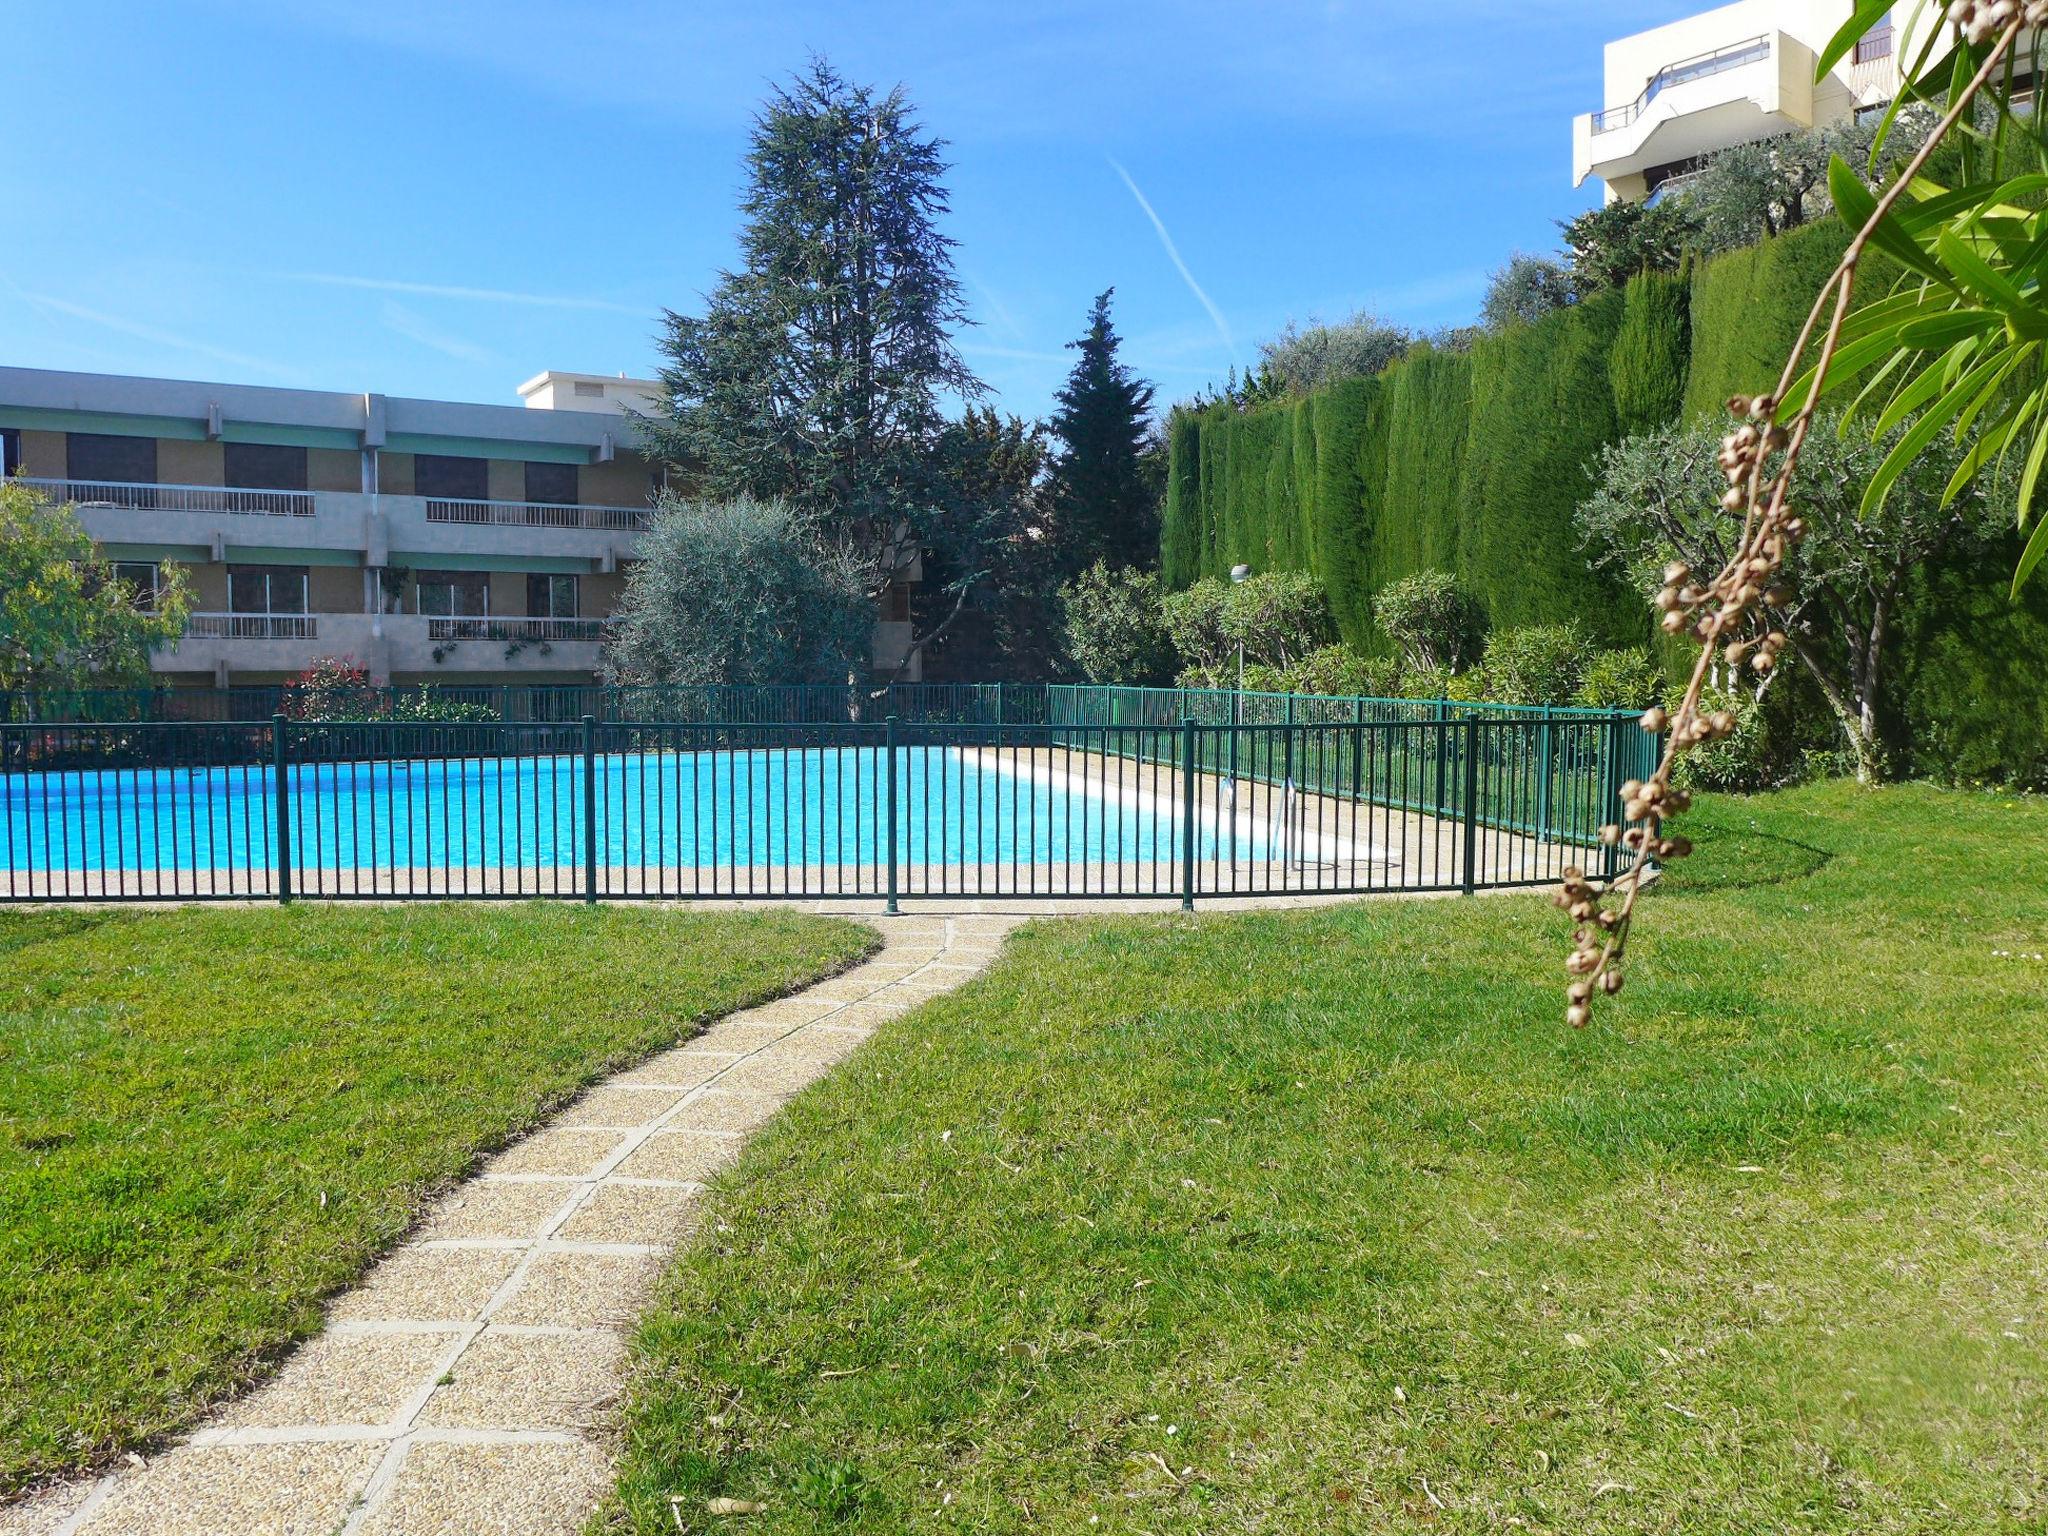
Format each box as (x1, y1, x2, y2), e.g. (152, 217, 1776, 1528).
(4, 746, 1260, 873)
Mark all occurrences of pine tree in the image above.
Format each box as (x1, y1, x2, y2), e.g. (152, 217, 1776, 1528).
(1048, 289, 1159, 575)
(646, 60, 1004, 679)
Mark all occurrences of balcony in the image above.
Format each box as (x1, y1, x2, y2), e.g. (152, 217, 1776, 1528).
(424, 617, 613, 643)
(1574, 28, 1815, 195)
(21, 476, 314, 517)
(185, 613, 319, 640)
(27, 476, 649, 565)
(423, 497, 650, 532)
(1590, 34, 1770, 135)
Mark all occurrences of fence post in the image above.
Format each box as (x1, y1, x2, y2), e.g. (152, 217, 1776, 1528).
(885, 715, 900, 915)
(581, 714, 598, 905)
(1181, 716, 1197, 912)
(1602, 712, 1628, 880)
(1536, 717, 1553, 844)
(272, 713, 292, 905)
(1283, 690, 1295, 787)
(1434, 699, 1450, 818)
(1460, 715, 1481, 895)
(993, 680, 1004, 731)
(1352, 695, 1366, 800)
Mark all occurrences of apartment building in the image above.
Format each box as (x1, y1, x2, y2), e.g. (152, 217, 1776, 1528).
(1573, 1, 1909, 202)
(0, 365, 922, 687)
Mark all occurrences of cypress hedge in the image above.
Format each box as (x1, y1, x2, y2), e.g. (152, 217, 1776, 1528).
(1159, 219, 2045, 782)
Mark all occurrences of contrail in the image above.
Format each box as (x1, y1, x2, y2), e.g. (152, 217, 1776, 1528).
(10, 285, 299, 380)
(281, 272, 645, 314)
(1108, 157, 1236, 368)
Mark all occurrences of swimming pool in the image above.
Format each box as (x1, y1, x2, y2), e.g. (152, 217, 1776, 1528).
(3, 744, 1266, 876)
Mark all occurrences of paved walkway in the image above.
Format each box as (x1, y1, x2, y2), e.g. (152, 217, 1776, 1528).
(3, 914, 1018, 1536)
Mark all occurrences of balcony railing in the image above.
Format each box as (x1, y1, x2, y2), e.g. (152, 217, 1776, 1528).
(1592, 33, 1771, 134)
(425, 617, 612, 643)
(186, 613, 319, 640)
(422, 497, 650, 532)
(21, 476, 316, 517)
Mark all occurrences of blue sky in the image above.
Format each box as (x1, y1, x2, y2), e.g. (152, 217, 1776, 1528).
(0, 1, 1705, 420)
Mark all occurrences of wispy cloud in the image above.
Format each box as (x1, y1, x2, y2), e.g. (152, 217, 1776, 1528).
(281, 271, 646, 314)
(958, 341, 1070, 365)
(380, 300, 499, 365)
(1108, 158, 1236, 370)
(9, 285, 298, 380)
(962, 268, 1026, 340)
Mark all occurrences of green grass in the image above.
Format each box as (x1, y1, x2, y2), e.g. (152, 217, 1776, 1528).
(0, 902, 871, 1496)
(608, 782, 2048, 1534)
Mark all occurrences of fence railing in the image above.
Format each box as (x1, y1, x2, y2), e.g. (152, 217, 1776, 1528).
(1590, 33, 1771, 133)
(425, 617, 612, 644)
(1, 711, 1645, 906)
(3, 680, 1645, 728)
(185, 613, 319, 640)
(422, 497, 650, 531)
(19, 476, 317, 517)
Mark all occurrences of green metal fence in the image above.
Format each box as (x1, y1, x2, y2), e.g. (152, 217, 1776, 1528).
(3, 708, 1648, 908)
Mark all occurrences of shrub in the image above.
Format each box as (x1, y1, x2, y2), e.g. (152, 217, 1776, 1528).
(280, 659, 382, 721)
(1372, 571, 1487, 673)
(1480, 253, 1578, 331)
(1058, 563, 1175, 686)
(1161, 571, 1332, 687)
(1481, 622, 1592, 706)
(1672, 685, 1777, 793)
(605, 494, 872, 687)
(1575, 646, 1665, 710)
(1160, 578, 1235, 686)
(1256, 311, 1414, 394)
(1288, 645, 1400, 698)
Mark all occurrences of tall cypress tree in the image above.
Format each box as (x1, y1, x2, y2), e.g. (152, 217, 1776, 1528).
(1048, 289, 1159, 574)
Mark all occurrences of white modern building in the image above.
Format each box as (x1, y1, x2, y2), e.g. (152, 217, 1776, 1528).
(1574, 1, 1908, 202)
(1, 365, 922, 689)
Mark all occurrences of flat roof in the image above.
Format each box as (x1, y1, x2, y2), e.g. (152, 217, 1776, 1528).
(0, 365, 647, 459)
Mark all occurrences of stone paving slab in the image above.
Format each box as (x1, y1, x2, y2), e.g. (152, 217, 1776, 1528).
(6, 915, 1015, 1536)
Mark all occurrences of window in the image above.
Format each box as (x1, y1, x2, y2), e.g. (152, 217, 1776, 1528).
(884, 580, 912, 622)
(523, 461, 578, 505)
(227, 565, 308, 614)
(573, 380, 605, 399)
(224, 442, 308, 491)
(526, 573, 579, 619)
(1854, 14, 1893, 64)
(413, 455, 489, 501)
(414, 570, 490, 617)
(1, 428, 18, 478)
(66, 432, 158, 488)
(112, 561, 161, 610)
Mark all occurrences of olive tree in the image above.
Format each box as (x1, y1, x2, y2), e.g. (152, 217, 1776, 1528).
(604, 495, 873, 687)
(1577, 413, 1999, 781)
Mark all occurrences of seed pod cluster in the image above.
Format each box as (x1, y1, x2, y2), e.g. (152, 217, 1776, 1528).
(1948, 0, 2048, 44)
(1556, 394, 1797, 1025)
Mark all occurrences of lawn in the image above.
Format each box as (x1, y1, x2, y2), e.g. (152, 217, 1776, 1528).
(0, 902, 871, 1496)
(608, 781, 2048, 1534)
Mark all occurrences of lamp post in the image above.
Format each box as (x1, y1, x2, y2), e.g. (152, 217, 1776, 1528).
(1227, 563, 1250, 876)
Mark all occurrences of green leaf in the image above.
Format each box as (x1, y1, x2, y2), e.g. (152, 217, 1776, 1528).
(1861, 346, 2013, 514)
(1830, 157, 1955, 290)
(2013, 497, 2048, 594)
(1934, 227, 2048, 336)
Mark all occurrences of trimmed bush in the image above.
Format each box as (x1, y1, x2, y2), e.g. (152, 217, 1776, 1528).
(1575, 646, 1665, 709)
(1480, 622, 1593, 706)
